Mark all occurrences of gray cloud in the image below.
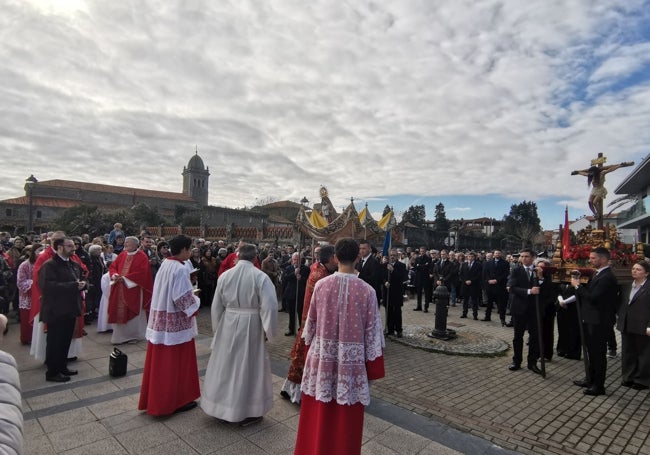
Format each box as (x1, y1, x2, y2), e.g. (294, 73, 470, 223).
(0, 0, 648, 213)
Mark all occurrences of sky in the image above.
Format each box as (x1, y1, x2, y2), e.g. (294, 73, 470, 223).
(1, 0, 650, 230)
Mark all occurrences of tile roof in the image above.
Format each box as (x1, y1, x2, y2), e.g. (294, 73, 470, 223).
(36, 179, 195, 202)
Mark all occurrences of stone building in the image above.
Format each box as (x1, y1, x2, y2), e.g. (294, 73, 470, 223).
(0, 152, 269, 235)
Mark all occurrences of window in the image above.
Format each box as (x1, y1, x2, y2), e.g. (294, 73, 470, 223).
(36, 210, 42, 219)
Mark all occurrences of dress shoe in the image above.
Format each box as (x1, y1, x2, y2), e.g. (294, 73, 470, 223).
(573, 379, 591, 388)
(413, 308, 422, 311)
(61, 368, 78, 376)
(67, 356, 78, 362)
(632, 383, 649, 390)
(423, 309, 429, 313)
(505, 321, 513, 327)
(508, 363, 521, 371)
(528, 364, 542, 375)
(46, 373, 70, 383)
(481, 317, 491, 322)
(583, 387, 606, 396)
(284, 331, 295, 337)
(621, 380, 634, 387)
(460, 314, 467, 319)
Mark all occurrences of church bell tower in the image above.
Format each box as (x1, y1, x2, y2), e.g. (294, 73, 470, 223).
(182, 151, 210, 207)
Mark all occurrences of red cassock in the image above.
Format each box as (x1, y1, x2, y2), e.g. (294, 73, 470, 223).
(294, 357, 385, 455)
(108, 250, 153, 324)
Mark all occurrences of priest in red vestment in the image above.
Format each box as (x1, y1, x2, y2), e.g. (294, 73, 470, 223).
(294, 238, 385, 455)
(108, 236, 153, 344)
(280, 245, 337, 403)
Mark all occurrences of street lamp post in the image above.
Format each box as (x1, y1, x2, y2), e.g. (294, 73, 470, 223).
(24, 175, 38, 233)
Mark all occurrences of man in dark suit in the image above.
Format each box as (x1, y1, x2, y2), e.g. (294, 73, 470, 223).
(618, 261, 650, 389)
(433, 250, 456, 293)
(482, 249, 510, 324)
(460, 252, 482, 320)
(572, 247, 620, 396)
(507, 248, 543, 375)
(413, 246, 433, 312)
(281, 252, 310, 336)
(356, 240, 382, 305)
(381, 249, 408, 337)
(38, 237, 86, 382)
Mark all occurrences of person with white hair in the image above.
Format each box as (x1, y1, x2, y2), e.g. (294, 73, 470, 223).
(108, 236, 153, 344)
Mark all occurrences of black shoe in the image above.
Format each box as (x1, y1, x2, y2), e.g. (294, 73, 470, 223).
(284, 331, 295, 337)
(174, 401, 198, 414)
(473, 315, 478, 320)
(583, 387, 606, 396)
(460, 314, 467, 319)
(557, 351, 566, 357)
(573, 379, 591, 388)
(528, 364, 542, 375)
(67, 356, 78, 362)
(481, 317, 491, 322)
(280, 391, 290, 400)
(413, 308, 422, 311)
(621, 380, 634, 387)
(632, 383, 649, 390)
(508, 363, 521, 371)
(505, 321, 513, 327)
(46, 373, 70, 383)
(423, 309, 429, 313)
(61, 368, 78, 376)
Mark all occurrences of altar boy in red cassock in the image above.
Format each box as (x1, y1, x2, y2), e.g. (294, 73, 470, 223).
(138, 234, 201, 415)
(294, 238, 385, 455)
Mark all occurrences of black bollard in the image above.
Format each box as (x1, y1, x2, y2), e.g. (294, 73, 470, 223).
(427, 282, 457, 340)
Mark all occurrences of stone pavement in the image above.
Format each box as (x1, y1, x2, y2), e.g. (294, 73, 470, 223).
(5, 294, 650, 455)
(266, 296, 650, 455)
(5, 307, 509, 455)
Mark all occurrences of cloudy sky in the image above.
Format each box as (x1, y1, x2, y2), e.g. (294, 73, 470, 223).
(1, 0, 649, 229)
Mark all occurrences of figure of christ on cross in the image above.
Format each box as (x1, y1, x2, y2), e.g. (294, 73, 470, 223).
(571, 153, 634, 229)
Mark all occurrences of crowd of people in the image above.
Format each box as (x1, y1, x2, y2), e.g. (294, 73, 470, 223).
(0, 225, 649, 453)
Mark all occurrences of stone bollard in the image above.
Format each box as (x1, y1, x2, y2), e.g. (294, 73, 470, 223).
(427, 282, 457, 340)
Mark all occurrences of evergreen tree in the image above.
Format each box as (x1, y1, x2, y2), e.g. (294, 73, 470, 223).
(433, 203, 450, 232)
(502, 201, 542, 248)
(402, 204, 426, 227)
(382, 205, 392, 217)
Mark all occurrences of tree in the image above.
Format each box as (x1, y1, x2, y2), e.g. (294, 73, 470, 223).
(402, 204, 426, 227)
(382, 205, 392, 217)
(433, 203, 450, 232)
(502, 201, 542, 249)
(54, 205, 109, 237)
(131, 203, 166, 229)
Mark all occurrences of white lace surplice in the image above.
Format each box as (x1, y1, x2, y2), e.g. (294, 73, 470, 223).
(301, 272, 384, 406)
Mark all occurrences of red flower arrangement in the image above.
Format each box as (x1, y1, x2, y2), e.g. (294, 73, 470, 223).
(565, 242, 638, 266)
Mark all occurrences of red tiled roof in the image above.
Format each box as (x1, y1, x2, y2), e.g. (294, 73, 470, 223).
(37, 179, 194, 202)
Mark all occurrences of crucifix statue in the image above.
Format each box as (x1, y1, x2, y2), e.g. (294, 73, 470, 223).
(571, 153, 634, 229)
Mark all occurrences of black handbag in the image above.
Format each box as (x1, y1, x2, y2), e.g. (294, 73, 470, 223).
(109, 348, 128, 377)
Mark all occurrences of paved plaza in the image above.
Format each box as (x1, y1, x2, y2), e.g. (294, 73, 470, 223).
(5, 295, 650, 455)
